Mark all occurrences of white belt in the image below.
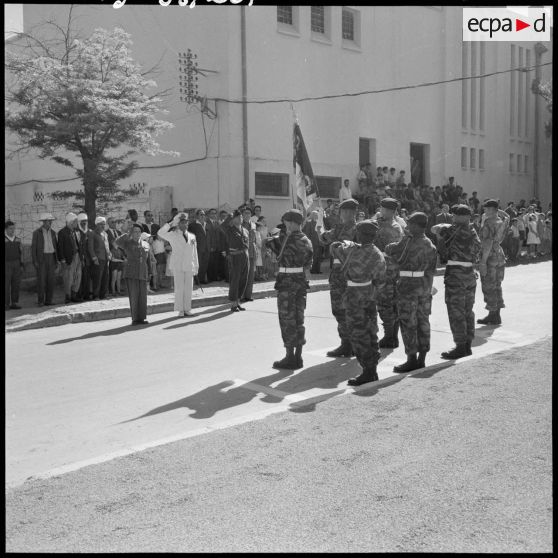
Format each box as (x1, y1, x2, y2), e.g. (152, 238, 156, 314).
(447, 260, 473, 267)
(347, 280, 372, 287)
(332, 258, 341, 264)
(278, 267, 304, 273)
(399, 270, 425, 277)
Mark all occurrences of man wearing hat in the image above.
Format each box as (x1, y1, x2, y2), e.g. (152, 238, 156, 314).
(87, 216, 111, 300)
(5, 220, 24, 310)
(330, 220, 386, 385)
(57, 212, 83, 303)
(372, 197, 404, 348)
(385, 212, 438, 372)
(31, 212, 59, 306)
(477, 199, 509, 325)
(317, 198, 359, 357)
(432, 204, 482, 359)
(266, 209, 313, 369)
(158, 212, 199, 317)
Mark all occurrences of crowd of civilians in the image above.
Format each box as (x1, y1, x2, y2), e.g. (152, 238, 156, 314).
(4, 173, 552, 312)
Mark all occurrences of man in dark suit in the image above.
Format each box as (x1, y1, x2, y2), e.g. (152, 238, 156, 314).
(435, 204, 453, 224)
(57, 212, 82, 303)
(188, 209, 209, 284)
(141, 210, 160, 236)
(106, 217, 122, 295)
(31, 212, 59, 306)
(77, 213, 93, 300)
(205, 208, 220, 282)
(88, 216, 110, 300)
(217, 210, 231, 281)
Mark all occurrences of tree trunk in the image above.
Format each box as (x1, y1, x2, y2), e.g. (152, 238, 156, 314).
(83, 157, 98, 227)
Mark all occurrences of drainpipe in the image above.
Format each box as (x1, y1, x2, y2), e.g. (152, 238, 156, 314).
(241, 6, 249, 203)
(533, 42, 547, 200)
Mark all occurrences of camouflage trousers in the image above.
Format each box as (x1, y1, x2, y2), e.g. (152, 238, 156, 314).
(444, 269, 477, 344)
(397, 292, 432, 354)
(376, 273, 398, 333)
(276, 275, 308, 348)
(480, 262, 505, 311)
(329, 268, 350, 343)
(343, 287, 380, 369)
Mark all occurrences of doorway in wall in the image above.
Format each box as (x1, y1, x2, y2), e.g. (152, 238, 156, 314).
(409, 143, 430, 186)
(359, 137, 376, 170)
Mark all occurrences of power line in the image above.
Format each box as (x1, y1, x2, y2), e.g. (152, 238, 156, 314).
(207, 62, 553, 105)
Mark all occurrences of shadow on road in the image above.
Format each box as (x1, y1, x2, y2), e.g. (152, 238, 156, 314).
(162, 309, 233, 330)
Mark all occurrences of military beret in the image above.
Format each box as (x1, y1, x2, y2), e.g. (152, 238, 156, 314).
(339, 198, 359, 211)
(281, 209, 304, 224)
(355, 219, 379, 239)
(452, 204, 472, 216)
(380, 198, 399, 210)
(407, 212, 428, 227)
(483, 199, 499, 208)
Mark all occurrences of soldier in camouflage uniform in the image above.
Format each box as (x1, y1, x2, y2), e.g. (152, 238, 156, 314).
(386, 212, 438, 373)
(330, 220, 386, 386)
(317, 198, 358, 358)
(477, 199, 509, 325)
(371, 198, 404, 348)
(266, 209, 313, 370)
(431, 204, 482, 359)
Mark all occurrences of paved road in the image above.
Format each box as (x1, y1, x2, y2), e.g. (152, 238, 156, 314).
(6, 262, 552, 490)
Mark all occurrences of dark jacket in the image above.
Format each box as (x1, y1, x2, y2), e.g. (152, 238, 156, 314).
(141, 223, 160, 236)
(206, 220, 220, 252)
(188, 221, 209, 253)
(77, 229, 91, 265)
(57, 226, 79, 265)
(31, 227, 59, 267)
(115, 234, 149, 281)
(88, 229, 109, 263)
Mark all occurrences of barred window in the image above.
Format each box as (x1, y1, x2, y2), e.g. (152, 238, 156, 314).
(311, 6, 325, 33)
(470, 148, 476, 170)
(509, 153, 514, 173)
(342, 8, 354, 41)
(315, 176, 342, 199)
(524, 154, 529, 173)
(277, 6, 293, 26)
(479, 148, 485, 170)
(461, 147, 468, 169)
(517, 154, 522, 174)
(255, 172, 289, 197)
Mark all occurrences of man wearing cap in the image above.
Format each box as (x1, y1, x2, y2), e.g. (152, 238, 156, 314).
(432, 205, 482, 359)
(57, 212, 82, 303)
(372, 197, 404, 348)
(477, 199, 509, 325)
(5, 220, 24, 310)
(158, 212, 199, 317)
(31, 213, 59, 306)
(88, 216, 111, 300)
(317, 198, 359, 357)
(266, 209, 313, 369)
(386, 212, 438, 372)
(330, 220, 386, 385)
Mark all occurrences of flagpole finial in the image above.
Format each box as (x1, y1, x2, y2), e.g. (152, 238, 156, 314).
(290, 102, 299, 125)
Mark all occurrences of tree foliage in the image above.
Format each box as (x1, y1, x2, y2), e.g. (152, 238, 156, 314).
(531, 79, 552, 139)
(5, 7, 178, 222)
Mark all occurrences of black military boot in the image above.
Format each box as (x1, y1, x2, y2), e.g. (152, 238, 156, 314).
(477, 311, 500, 325)
(465, 340, 473, 355)
(273, 347, 300, 370)
(393, 353, 420, 373)
(441, 343, 469, 360)
(294, 345, 303, 369)
(348, 366, 379, 386)
(379, 324, 399, 348)
(416, 351, 427, 368)
(326, 341, 353, 358)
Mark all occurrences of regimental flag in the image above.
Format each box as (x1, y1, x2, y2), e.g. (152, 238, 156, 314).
(293, 123, 318, 211)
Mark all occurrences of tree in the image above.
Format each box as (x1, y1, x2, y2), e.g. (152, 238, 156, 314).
(5, 6, 177, 223)
(531, 79, 552, 139)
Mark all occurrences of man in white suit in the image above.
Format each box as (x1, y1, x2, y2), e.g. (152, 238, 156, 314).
(158, 212, 199, 317)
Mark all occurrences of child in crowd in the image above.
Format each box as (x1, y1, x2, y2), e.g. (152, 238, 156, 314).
(110, 219, 125, 295)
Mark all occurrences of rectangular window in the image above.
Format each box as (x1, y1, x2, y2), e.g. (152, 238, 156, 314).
(509, 153, 514, 173)
(525, 49, 530, 136)
(510, 45, 516, 136)
(277, 6, 293, 25)
(479, 148, 485, 170)
(342, 8, 354, 41)
(517, 154, 522, 174)
(311, 6, 325, 33)
(470, 148, 476, 170)
(470, 42, 477, 130)
(479, 42, 486, 131)
(461, 147, 468, 169)
(462, 43, 468, 129)
(524, 154, 529, 173)
(518, 47, 523, 137)
(315, 176, 342, 199)
(255, 172, 289, 197)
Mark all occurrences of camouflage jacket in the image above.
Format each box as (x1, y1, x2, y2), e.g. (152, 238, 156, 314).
(318, 221, 357, 246)
(385, 232, 438, 296)
(330, 240, 386, 296)
(435, 223, 482, 265)
(372, 216, 404, 252)
(267, 230, 313, 269)
(480, 216, 508, 265)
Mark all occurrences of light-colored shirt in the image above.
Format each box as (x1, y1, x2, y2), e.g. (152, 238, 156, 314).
(101, 231, 112, 261)
(42, 227, 55, 253)
(339, 185, 352, 202)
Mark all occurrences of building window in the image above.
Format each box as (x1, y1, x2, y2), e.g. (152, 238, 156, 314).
(518, 47, 524, 137)
(524, 154, 529, 173)
(509, 153, 514, 173)
(315, 176, 342, 199)
(479, 42, 486, 131)
(461, 43, 468, 129)
(277, 6, 293, 25)
(255, 172, 289, 197)
(517, 154, 522, 174)
(479, 149, 485, 170)
(470, 148, 476, 170)
(461, 147, 468, 169)
(342, 8, 354, 40)
(311, 6, 325, 33)
(470, 42, 477, 130)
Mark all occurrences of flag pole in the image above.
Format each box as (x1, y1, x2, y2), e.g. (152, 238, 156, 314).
(290, 103, 298, 209)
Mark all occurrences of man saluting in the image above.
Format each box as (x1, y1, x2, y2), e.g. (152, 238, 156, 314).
(266, 209, 313, 370)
